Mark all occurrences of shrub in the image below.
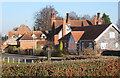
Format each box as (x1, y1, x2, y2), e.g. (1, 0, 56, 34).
(2, 57, 120, 76)
(8, 46, 18, 54)
(83, 48, 100, 55)
(34, 48, 41, 56)
(18, 48, 26, 55)
(59, 41, 63, 51)
(51, 49, 64, 57)
(39, 50, 47, 56)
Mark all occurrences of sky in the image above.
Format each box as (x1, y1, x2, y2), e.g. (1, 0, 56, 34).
(0, 2, 119, 35)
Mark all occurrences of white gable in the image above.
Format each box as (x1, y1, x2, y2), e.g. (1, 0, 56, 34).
(66, 24, 72, 34)
(58, 29, 62, 39)
(41, 33, 47, 38)
(95, 23, 119, 41)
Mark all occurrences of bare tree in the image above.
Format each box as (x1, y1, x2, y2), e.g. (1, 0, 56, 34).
(34, 5, 59, 31)
(13, 27, 18, 31)
(81, 14, 91, 20)
(70, 11, 80, 20)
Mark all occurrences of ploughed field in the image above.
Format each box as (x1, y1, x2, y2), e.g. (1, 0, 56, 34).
(2, 56, 120, 77)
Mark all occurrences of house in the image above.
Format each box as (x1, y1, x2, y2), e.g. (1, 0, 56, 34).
(1, 24, 47, 53)
(50, 13, 104, 46)
(59, 23, 120, 53)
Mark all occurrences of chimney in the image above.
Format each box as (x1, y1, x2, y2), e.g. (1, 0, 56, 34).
(93, 15, 97, 25)
(62, 18, 66, 36)
(51, 13, 56, 26)
(51, 13, 56, 19)
(97, 12, 100, 20)
(66, 13, 70, 23)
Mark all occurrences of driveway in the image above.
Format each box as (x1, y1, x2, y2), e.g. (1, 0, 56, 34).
(1, 53, 46, 62)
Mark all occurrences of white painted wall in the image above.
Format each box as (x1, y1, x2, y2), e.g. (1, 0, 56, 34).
(58, 29, 62, 39)
(66, 24, 71, 35)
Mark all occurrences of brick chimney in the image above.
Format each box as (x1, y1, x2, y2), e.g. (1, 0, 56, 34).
(66, 13, 70, 23)
(93, 15, 97, 25)
(51, 13, 56, 26)
(97, 13, 100, 20)
(62, 18, 66, 36)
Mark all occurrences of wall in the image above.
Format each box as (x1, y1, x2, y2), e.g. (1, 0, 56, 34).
(68, 35, 76, 52)
(96, 26, 120, 50)
(19, 40, 37, 49)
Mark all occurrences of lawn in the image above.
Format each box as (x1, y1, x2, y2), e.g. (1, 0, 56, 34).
(2, 56, 120, 77)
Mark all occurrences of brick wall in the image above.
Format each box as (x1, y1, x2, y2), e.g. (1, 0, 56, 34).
(20, 41, 37, 49)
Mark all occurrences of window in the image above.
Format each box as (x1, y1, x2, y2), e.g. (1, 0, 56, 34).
(82, 43, 84, 49)
(32, 34, 36, 38)
(12, 35, 17, 38)
(115, 43, 118, 48)
(18, 34, 22, 37)
(64, 42, 67, 48)
(41, 34, 47, 39)
(100, 43, 107, 49)
(88, 42, 92, 49)
(109, 32, 115, 38)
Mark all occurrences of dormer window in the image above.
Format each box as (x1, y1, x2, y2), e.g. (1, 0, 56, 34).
(32, 34, 36, 38)
(12, 35, 17, 38)
(41, 34, 47, 39)
(18, 34, 22, 37)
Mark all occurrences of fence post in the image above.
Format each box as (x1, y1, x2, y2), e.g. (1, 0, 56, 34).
(32, 60, 34, 63)
(24, 59, 26, 64)
(18, 58, 20, 64)
(3, 57, 5, 62)
(13, 58, 14, 63)
(8, 57, 9, 63)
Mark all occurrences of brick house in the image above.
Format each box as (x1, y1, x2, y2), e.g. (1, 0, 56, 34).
(50, 13, 104, 46)
(59, 23, 120, 53)
(1, 24, 47, 53)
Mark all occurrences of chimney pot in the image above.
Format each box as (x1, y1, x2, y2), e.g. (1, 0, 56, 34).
(97, 12, 100, 20)
(66, 13, 70, 23)
(51, 13, 56, 19)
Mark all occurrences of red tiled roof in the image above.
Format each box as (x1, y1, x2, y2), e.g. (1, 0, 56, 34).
(54, 19, 94, 29)
(17, 24, 31, 31)
(20, 33, 33, 40)
(1, 45, 8, 50)
(71, 31, 85, 42)
(8, 31, 43, 40)
(55, 20, 63, 28)
(59, 31, 84, 43)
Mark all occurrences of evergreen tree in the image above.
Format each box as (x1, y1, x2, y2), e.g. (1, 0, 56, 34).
(102, 13, 111, 24)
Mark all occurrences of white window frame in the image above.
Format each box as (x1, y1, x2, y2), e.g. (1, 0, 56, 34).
(82, 42, 84, 49)
(115, 43, 118, 48)
(100, 43, 107, 49)
(109, 32, 115, 38)
(88, 42, 92, 49)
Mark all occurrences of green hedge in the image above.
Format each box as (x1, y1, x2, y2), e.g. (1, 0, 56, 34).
(2, 58, 120, 76)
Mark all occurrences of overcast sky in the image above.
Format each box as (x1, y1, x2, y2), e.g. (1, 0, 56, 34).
(0, 2, 119, 35)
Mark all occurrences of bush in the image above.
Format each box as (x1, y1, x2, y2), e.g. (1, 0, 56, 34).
(39, 50, 47, 56)
(2, 57, 120, 76)
(51, 49, 64, 57)
(8, 46, 18, 54)
(18, 48, 26, 55)
(83, 48, 100, 55)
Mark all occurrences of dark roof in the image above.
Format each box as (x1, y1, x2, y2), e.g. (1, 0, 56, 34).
(71, 23, 111, 40)
(59, 32, 71, 41)
(59, 31, 84, 42)
(54, 25, 62, 35)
